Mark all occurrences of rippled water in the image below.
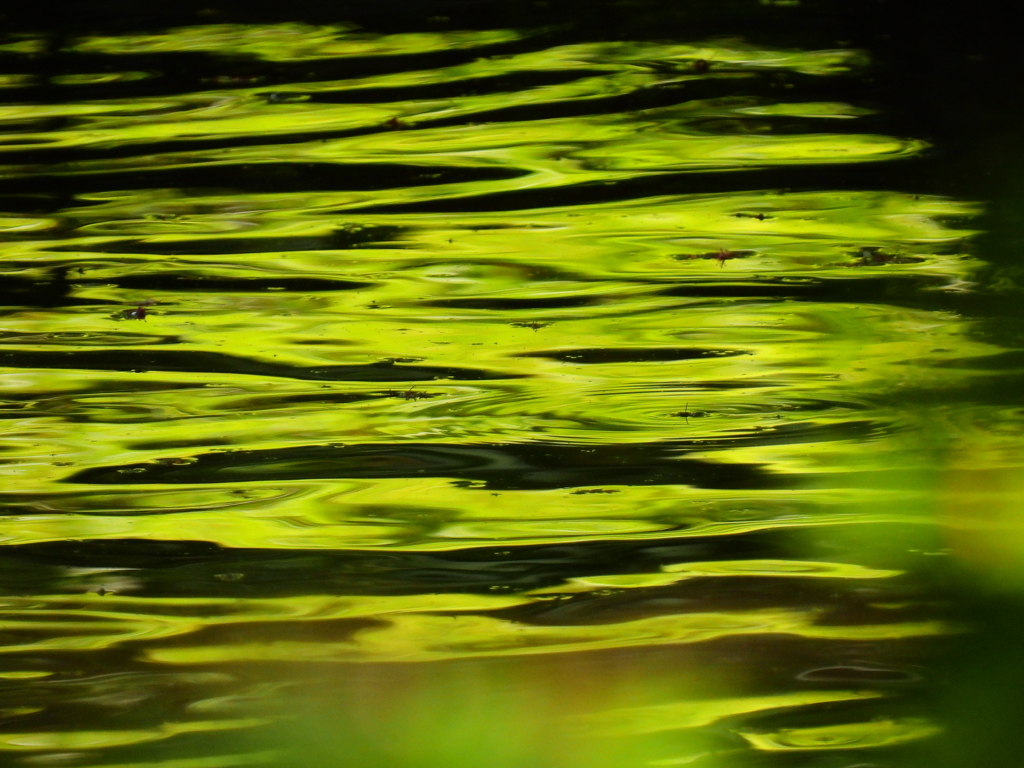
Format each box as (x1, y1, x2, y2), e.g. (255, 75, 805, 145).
(2, 5, 1021, 768)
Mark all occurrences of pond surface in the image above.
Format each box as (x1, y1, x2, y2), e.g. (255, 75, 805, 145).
(3, 2, 1024, 767)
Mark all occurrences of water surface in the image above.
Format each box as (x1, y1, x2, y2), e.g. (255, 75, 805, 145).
(2, 6, 1020, 768)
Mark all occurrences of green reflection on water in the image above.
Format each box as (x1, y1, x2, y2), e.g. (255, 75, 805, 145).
(0, 15, 998, 768)
(69, 24, 529, 61)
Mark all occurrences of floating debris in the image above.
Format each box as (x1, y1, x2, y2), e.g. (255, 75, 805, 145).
(570, 488, 620, 495)
(671, 406, 708, 424)
(511, 321, 552, 331)
(266, 92, 309, 103)
(203, 74, 265, 86)
(674, 249, 754, 266)
(844, 247, 926, 266)
(114, 300, 155, 320)
(382, 387, 436, 401)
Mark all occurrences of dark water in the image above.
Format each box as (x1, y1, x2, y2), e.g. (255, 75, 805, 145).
(3, 2, 1024, 767)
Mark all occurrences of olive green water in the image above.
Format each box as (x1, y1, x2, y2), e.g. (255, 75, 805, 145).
(2, 7, 1023, 768)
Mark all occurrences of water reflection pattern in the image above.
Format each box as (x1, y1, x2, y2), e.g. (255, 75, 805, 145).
(0, 20, 980, 768)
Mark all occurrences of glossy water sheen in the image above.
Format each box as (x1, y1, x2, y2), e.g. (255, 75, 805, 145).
(0, 9, 1017, 768)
